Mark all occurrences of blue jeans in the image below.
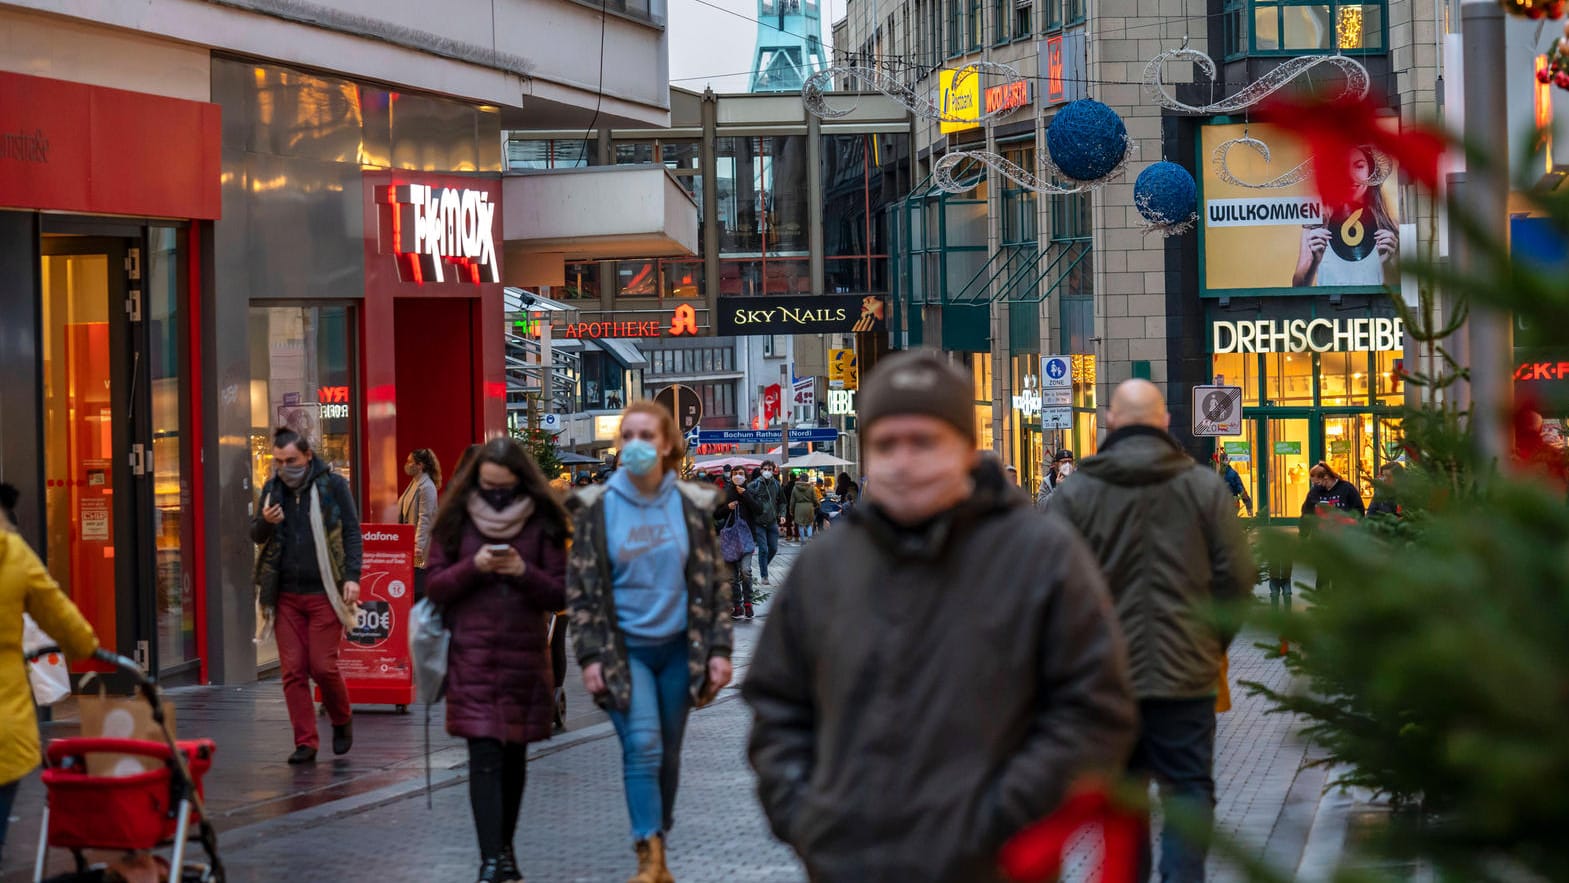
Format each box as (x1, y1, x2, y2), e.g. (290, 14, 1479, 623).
(608, 637, 692, 841)
(1130, 698, 1217, 883)
(751, 520, 779, 579)
(0, 777, 19, 861)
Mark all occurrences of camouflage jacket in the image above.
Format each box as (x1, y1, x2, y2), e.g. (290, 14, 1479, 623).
(567, 478, 733, 713)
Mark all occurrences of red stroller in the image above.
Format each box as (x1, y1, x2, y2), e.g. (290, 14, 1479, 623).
(28, 648, 224, 883)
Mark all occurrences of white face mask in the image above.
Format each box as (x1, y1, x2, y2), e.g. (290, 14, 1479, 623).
(732, 474, 747, 485)
(762, 469, 774, 478)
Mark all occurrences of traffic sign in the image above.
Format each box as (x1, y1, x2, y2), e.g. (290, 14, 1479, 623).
(540, 413, 563, 433)
(1042, 355, 1071, 387)
(1040, 408, 1072, 429)
(1192, 385, 1244, 437)
(655, 384, 703, 436)
(696, 428, 839, 445)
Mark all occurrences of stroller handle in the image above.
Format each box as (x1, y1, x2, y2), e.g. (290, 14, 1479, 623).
(25, 646, 148, 684)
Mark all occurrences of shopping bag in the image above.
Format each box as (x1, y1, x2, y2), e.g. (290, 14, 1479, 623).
(719, 512, 755, 563)
(22, 614, 71, 706)
(408, 598, 450, 705)
(1215, 654, 1232, 713)
(78, 693, 178, 776)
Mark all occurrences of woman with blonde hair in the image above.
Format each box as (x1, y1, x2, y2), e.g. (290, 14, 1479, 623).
(567, 402, 733, 883)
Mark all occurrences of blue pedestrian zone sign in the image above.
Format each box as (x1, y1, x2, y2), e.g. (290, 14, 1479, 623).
(696, 428, 839, 445)
(1043, 356, 1070, 384)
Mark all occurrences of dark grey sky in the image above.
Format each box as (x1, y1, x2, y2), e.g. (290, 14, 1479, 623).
(668, 0, 840, 94)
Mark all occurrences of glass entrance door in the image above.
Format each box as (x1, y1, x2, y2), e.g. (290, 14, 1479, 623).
(1266, 417, 1313, 521)
(41, 237, 139, 673)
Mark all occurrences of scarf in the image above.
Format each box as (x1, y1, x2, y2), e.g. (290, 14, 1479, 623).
(466, 493, 535, 540)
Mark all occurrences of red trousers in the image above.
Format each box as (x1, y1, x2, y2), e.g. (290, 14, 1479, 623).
(276, 592, 352, 749)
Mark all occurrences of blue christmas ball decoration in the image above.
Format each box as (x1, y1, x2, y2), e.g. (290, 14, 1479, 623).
(1046, 99, 1129, 182)
(1134, 161, 1197, 229)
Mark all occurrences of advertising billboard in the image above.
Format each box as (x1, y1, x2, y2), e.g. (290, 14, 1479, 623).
(1200, 121, 1401, 296)
(938, 69, 981, 135)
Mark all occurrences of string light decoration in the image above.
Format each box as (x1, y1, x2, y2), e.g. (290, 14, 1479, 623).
(1134, 161, 1198, 236)
(801, 61, 1024, 123)
(933, 100, 1138, 195)
(1142, 46, 1371, 116)
(1142, 46, 1396, 190)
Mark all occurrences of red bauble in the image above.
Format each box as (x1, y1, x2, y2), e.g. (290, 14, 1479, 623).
(1540, 67, 1555, 84)
(1554, 71, 1569, 89)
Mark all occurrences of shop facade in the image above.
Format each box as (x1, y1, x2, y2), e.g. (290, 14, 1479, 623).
(0, 70, 220, 682)
(1206, 301, 1406, 522)
(209, 59, 507, 680)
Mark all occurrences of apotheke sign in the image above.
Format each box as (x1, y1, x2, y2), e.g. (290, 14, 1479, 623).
(376, 183, 500, 284)
(1212, 317, 1404, 354)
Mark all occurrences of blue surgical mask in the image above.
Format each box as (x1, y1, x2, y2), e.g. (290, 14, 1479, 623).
(620, 439, 660, 476)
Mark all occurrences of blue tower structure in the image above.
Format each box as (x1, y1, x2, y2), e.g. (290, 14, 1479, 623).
(749, 0, 827, 93)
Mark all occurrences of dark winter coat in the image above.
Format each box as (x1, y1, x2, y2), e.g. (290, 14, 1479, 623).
(567, 479, 732, 713)
(744, 461, 1137, 882)
(1301, 478, 1366, 529)
(251, 457, 362, 599)
(748, 474, 783, 521)
(425, 516, 567, 744)
(715, 481, 763, 531)
(1051, 425, 1256, 701)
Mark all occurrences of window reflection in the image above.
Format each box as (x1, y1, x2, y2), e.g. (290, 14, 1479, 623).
(1264, 353, 1314, 406)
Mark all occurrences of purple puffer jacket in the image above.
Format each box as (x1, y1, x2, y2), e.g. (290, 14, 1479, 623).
(425, 517, 567, 744)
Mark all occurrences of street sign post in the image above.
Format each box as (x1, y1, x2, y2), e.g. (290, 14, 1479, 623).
(1192, 385, 1244, 437)
(655, 384, 703, 436)
(1040, 355, 1072, 430)
(697, 428, 839, 445)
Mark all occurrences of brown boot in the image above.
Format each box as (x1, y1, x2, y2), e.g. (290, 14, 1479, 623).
(627, 834, 674, 883)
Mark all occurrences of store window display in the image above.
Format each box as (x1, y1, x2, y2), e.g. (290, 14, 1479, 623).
(248, 306, 358, 500)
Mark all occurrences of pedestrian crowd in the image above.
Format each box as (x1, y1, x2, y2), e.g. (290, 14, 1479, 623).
(0, 346, 1388, 883)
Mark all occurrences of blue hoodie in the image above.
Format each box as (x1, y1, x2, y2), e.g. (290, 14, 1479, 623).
(604, 469, 690, 644)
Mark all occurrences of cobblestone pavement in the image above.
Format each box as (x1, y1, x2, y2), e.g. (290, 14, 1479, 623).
(13, 540, 1319, 882)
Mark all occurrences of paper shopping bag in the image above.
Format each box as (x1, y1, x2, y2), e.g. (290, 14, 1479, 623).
(77, 693, 177, 776)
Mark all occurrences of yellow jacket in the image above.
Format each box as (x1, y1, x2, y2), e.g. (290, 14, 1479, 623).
(0, 528, 98, 785)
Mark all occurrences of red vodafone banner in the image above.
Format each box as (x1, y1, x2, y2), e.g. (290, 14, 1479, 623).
(336, 524, 416, 708)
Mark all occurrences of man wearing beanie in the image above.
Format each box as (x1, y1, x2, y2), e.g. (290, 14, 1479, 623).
(744, 350, 1137, 882)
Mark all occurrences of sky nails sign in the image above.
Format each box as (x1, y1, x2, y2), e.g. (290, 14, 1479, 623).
(375, 182, 500, 285)
(716, 294, 887, 336)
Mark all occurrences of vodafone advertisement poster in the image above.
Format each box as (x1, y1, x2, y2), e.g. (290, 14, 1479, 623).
(335, 524, 416, 708)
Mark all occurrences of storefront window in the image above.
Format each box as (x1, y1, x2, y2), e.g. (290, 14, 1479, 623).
(148, 228, 196, 668)
(1319, 351, 1369, 406)
(248, 306, 358, 501)
(1374, 349, 1402, 404)
(1211, 352, 1261, 407)
(560, 262, 601, 301)
(615, 141, 656, 164)
(1264, 353, 1314, 406)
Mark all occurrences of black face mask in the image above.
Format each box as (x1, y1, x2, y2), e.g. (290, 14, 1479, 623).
(478, 486, 520, 511)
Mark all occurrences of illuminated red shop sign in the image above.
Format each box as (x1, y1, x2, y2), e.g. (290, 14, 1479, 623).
(984, 80, 1032, 115)
(1515, 361, 1569, 381)
(374, 183, 500, 284)
(562, 305, 700, 339)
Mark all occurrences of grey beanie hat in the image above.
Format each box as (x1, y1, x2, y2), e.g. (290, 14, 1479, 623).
(858, 350, 976, 442)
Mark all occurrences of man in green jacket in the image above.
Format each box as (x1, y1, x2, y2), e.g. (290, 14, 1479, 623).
(1051, 379, 1255, 883)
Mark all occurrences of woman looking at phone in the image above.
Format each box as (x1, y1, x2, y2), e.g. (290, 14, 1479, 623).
(567, 401, 733, 883)
(425, 437, 569, 883)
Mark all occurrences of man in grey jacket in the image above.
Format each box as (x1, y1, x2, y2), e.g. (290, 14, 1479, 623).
(744, 351, 1137, 882)
(1051, 379, 1255, 883)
